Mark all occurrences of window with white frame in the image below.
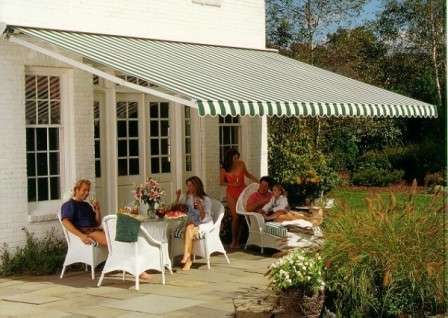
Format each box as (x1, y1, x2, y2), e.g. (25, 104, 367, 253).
(25, 75, 61, 202)
(219, 115, 240, 163)
(149, 102, 170, 174)
(117, 101, 139, 176)
(184, 107, 192, 172)
(93, 101, 101, 178)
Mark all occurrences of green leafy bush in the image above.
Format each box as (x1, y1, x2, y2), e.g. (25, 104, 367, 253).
(269, 136, 340, 201)
(0, 228, 67, 276)
(384, 143, 446, 184)
(322, 191, 445, 317)
(352, 167, 404, 186)
(352, 150, 404, 186)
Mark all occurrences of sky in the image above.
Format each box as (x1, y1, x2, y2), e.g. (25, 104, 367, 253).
(353, 0, 385, 27)
(321, 0, 385, 41)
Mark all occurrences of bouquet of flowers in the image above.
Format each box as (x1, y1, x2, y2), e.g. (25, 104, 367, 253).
(133, 178, 165, 217)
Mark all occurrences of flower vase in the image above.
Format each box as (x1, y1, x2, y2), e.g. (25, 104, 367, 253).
(146, 202, 157, 219)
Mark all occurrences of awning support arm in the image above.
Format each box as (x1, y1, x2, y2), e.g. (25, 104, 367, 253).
(8, 35, 197, 108)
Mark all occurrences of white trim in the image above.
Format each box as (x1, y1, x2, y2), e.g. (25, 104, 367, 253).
(172, 101, 184, 193)
(138, 93, 147, 182)
(9, 35, 197, 108)
(259, 116, 268, 177)
(104, 79, 118, 214)
(191, 110, 205, 181)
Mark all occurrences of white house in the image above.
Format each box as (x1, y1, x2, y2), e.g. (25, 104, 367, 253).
(0, 0, 436, 249)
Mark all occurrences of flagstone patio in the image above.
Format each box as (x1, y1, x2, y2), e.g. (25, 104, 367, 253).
(0, 251, 274, 317)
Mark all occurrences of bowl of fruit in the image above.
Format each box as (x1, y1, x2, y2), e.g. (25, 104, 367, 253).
(165, 204, 188, 220)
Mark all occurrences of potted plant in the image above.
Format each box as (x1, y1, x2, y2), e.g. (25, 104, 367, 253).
(267, 249, 325, 317)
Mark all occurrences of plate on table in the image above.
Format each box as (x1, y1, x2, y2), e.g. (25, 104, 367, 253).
(165, 211, 187, 220)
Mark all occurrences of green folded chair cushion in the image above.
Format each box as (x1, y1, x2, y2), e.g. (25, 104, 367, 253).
(115, 213, 141, 242)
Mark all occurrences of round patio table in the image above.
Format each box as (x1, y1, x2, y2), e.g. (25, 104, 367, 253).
(141, 217, 185, 273)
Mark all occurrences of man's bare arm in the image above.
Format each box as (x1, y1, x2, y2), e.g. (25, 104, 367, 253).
(246, 197, 271, 213)
(62, 219, 92, 244)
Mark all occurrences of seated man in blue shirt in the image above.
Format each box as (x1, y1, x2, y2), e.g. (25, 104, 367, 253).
(61, 179, 107, 247)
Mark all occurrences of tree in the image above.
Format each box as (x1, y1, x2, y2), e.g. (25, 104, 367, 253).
(266, 0, 367, 63)
(376, 0, 446, 107)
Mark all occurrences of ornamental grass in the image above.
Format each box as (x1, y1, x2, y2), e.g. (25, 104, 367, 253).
(322, 183, 446, 317)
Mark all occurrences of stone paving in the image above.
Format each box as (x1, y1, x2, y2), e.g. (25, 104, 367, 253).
(0, 251, 275, 317)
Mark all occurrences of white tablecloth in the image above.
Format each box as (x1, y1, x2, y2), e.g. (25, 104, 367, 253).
(141, 218, 184, 271)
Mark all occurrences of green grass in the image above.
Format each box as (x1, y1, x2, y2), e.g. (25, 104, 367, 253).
(330, 187, 436, 212)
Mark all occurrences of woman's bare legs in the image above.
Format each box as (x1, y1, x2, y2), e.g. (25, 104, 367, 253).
(181, 224, 196, 270)
(228, 195, 239, 249)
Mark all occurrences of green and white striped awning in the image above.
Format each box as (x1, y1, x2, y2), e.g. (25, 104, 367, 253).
(9, 26, 437, 118)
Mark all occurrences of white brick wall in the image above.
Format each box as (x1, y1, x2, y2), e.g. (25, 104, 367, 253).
(0, 39, 94, 249)
(0, 0, 266, 49)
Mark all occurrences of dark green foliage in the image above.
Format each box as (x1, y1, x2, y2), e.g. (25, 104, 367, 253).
(352, 167, 404, 187)
(383, 142, 445, 183)
(352, 150, 404, 186)
(323, 191, 446, 317)
(0, 228, 67, 276)
(268, 117, 340, 199)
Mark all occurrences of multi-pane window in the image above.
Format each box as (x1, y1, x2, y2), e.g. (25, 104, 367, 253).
(117, 101, 139, 176)
(184, 107, 192, 172)
(149, 102, 170, 174)
(219, 115, 240, 162)
(25, 75, 61, 202)
(93, 101, 101, 178)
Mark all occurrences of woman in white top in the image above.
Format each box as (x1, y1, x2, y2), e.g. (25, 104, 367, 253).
(262, 184, 290, 221)
(263, 184, 323, 224)
(175, 176, 213, 271)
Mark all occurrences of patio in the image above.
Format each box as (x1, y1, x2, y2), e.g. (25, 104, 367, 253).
(0, 251, 273, 317)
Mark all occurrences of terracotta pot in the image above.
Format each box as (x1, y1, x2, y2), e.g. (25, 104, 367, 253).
(278, 288, 324, 318)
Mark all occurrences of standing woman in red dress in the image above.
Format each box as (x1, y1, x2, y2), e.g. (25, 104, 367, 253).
(220, 149, 258, 250)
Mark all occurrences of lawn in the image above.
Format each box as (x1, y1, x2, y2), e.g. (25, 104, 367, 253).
(330, 186, 438, 211)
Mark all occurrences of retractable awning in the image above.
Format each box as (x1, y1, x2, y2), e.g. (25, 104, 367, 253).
(4, 26, 437, 118)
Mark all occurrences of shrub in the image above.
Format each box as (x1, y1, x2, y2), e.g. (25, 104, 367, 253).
(0, 228, 67, 276)
(384, 142, 446, 184)
(268, 118, 340, 197)
(355, 150, 392, 171)
(352, 150, 404, 186)
(322, 190, 445, 317)
(424, 171, 446, 187)
(352, 167, 404, 186)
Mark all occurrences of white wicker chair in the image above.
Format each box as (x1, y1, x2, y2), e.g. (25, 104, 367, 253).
(97, 215, 166, 290)
(236, 183, 282, 253)
(237, 183, 325, 253)
(171, 198, 230, 269)
(58, 213, 108, 280)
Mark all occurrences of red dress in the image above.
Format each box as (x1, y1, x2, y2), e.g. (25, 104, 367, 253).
(225, 170, 246, 200)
